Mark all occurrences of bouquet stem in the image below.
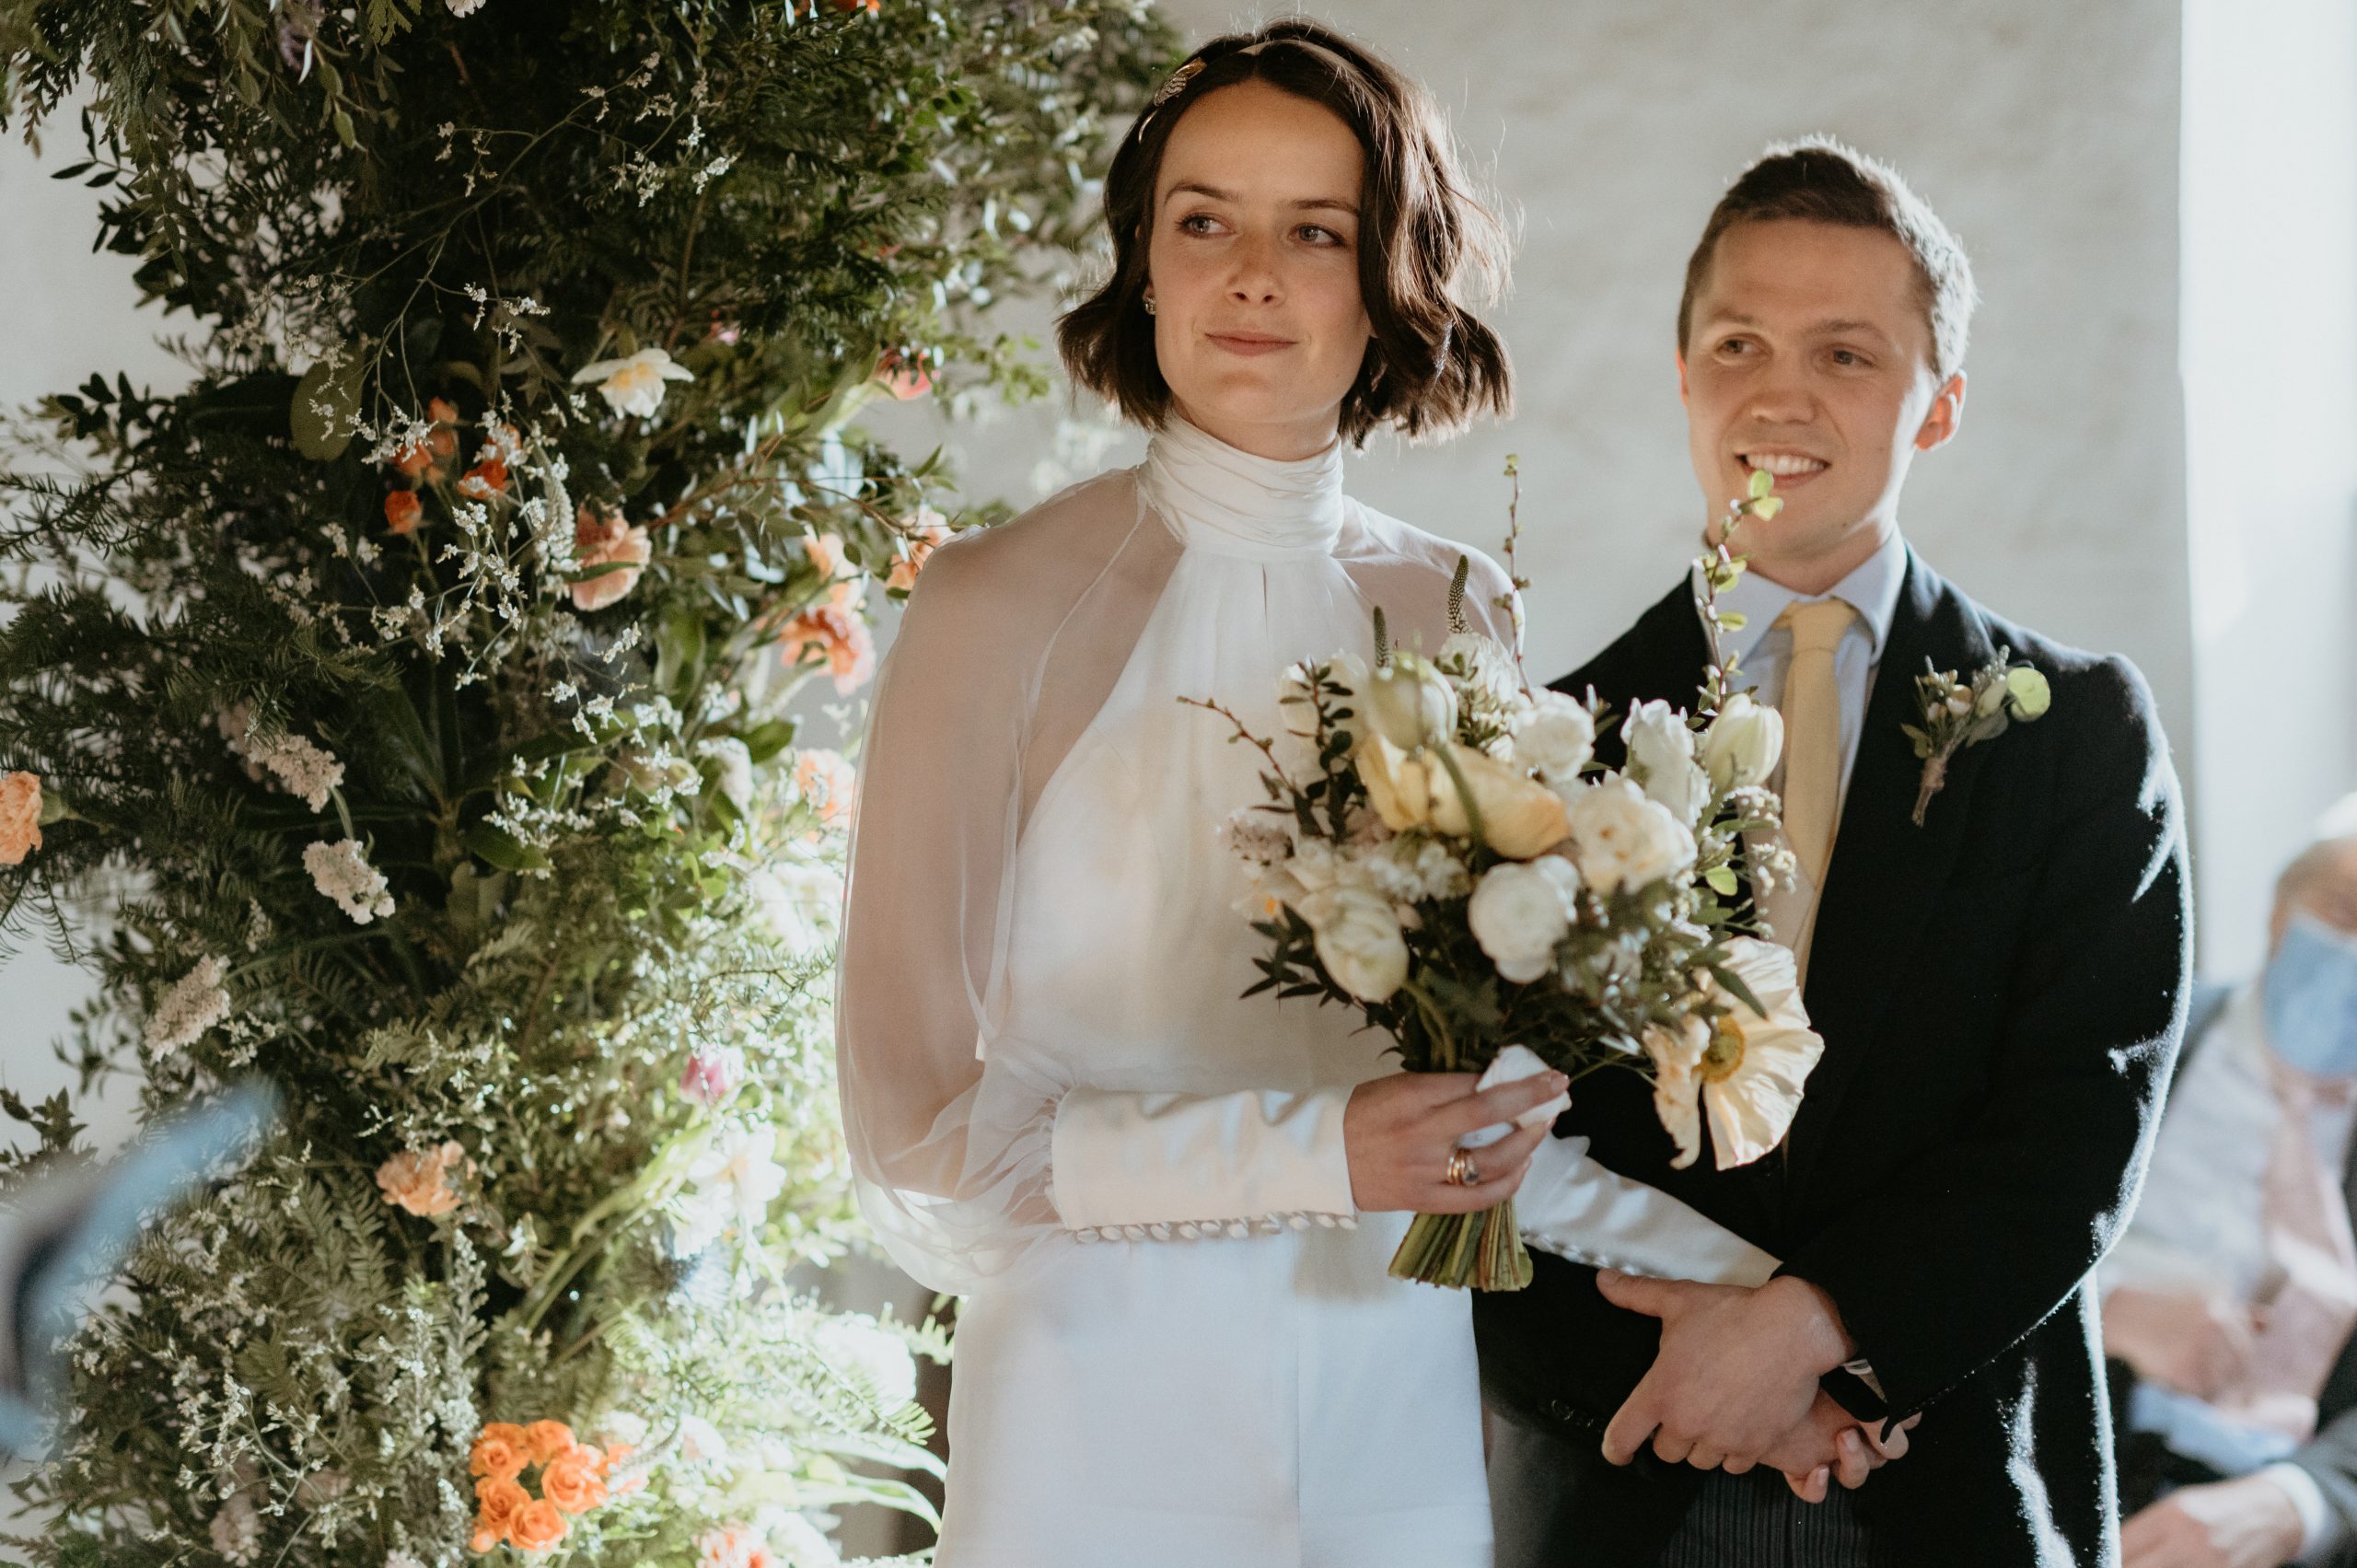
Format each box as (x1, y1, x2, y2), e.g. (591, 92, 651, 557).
(1387, 1200, 1533, 1291)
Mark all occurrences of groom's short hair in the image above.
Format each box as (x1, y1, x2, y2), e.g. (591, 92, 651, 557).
(1678, 136, 1978, 381)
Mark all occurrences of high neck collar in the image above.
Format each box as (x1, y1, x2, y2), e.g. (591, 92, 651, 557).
(1140, 416, 1347, 560)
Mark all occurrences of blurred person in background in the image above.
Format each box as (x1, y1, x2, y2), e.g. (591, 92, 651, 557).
(2109, 796, 2357, 1568)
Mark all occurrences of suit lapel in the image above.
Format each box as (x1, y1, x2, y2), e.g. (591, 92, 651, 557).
(1777, 551, 1999, 1205)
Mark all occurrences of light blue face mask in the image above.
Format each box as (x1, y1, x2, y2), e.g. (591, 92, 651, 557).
(2264, 912, 2357, 1078)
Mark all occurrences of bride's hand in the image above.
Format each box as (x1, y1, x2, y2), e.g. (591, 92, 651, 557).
(1343, 1070, 1569, 1214)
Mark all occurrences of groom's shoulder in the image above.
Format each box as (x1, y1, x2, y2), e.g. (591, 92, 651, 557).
(1550, 575, 1699, 702)
(1941, 577, 2176, 807)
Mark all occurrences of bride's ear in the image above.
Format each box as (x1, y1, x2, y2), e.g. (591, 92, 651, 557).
(1675, 350, 1689, 407)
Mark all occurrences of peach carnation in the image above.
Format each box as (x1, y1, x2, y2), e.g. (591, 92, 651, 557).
(0, 772, 43, 865)
(791, 749, 856, 830)
(507, 1498, 568, 1554)
(571, 504, 653, 612)
(776, 583, 875, 694)
(375, 1140, 469, 1217)
(886, 508, 951, 594)
(385, 490, 423, 535)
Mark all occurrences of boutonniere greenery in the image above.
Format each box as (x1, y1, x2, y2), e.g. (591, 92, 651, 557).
(1902, 649, 2051, 825)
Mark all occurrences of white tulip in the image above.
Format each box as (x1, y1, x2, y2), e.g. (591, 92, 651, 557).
(1357, 654, 1458, 750)
(1700, 692, 1783, 791)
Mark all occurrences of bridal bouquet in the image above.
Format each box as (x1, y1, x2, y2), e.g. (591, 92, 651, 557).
(1196, 471, 1825, 1289)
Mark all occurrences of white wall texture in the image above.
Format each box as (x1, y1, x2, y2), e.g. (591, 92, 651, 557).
(2181, 0, 2357, 978)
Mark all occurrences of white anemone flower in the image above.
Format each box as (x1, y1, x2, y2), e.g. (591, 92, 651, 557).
(1643, 937, 1825, 1170)
(571, 346, 694, 418)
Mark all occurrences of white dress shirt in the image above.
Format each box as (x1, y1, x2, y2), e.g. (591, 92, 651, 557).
(2103, 986, 2357, 1562)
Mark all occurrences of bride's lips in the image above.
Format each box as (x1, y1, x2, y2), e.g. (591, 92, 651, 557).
(1207, 331, 1296, 357)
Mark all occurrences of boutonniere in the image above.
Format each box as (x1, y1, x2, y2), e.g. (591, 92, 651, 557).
(1901, 648, 2051, 826)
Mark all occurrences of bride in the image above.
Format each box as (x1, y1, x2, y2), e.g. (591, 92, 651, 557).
(837, 21, 1775, 1567)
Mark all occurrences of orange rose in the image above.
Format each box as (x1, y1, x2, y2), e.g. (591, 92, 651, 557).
(875, 347, 930, 400)
(428, 397, 460, 424)
(541, 1449, 608, 1515)
(375, 1141, 467, 1217)
(886, 513, 950, 594)
(520, 1420, 576, 1466)
(481, 1422, 528, 1450)
(457, 458, 509, 499)
(0, 772, 43, 865)
(474, 1475, 529, 1544)
(385, 491, 422, 535)
(469, 1432, 527, 1482)
(507, 1499, 568, 1554)
(392, 441, 433, 478)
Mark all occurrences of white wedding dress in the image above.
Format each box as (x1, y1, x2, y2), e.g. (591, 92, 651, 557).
(836, 419, 1772, 1568)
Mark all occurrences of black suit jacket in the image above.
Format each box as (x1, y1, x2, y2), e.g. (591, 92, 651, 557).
(1476, 550, 2193, 1566)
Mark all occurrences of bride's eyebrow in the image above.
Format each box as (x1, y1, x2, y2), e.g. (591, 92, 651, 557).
(1164, 180, 1358, 215)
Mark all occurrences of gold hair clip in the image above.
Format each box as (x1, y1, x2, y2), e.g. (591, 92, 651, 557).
(1146, 58, 1204, 112)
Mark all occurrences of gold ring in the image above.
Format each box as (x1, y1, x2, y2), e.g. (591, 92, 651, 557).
(1446, 1148, 1480, 1187)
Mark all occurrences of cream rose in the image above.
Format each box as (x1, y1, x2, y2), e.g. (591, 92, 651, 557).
(1564, 776, 1696, 895)
(1700, 691, 1783, 791)
(1513, 691, 1596, 787)
(1306, 882, 1410, 1003)
(1467, 857, 1582, 983)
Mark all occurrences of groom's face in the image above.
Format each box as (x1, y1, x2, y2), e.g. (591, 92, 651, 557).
(1678, 219, 1965, 582)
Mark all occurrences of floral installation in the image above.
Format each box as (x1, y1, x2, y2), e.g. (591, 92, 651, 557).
(1903, 649, 2053, 825)
(1197, 468, 1823, 1290)
(0, 4, 1167, 1563)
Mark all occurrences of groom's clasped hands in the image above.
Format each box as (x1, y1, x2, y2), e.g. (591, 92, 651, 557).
(1595, 1270, 1918, 1501)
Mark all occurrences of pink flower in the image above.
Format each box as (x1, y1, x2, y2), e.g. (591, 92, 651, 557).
(876, 347, 933, 401)
(571, 505, 653, 612)
(696, 1524, 773, 1568)
(679, 1050, 740, 1108)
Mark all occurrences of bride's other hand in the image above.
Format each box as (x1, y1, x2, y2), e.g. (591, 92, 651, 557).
(1343, 1070, 1569, 1214)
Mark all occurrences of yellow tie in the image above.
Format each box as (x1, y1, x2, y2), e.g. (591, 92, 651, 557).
(1774, 598, 1857, 889)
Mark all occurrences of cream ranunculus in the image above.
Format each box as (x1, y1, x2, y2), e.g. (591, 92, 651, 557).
(1700, 691, 1784, 792)
(1468, 856, 1582, 983)
(1360, 737, 1571, 859)
(1305, 882, 1411, 1003)
(1564, 776, 1696, 895)
(1513, 691, 1596, 788)
(1357, 652, 1458, 749)
(571, 346, 695, 419)
(1643, 937, 1825, 1170)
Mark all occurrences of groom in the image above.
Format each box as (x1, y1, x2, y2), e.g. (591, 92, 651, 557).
(1478, 138, 2192, 1565)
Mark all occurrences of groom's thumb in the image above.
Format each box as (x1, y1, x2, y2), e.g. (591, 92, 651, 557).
(1596, 1268, 1671, 1318)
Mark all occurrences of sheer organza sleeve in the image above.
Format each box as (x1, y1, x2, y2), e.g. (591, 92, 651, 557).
(838, 475, 1362, 1292)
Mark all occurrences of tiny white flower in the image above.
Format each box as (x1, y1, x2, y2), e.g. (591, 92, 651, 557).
(145, 956, 232, 1055)
(570, 346, 694, 418)
(304, 839, 396, 924)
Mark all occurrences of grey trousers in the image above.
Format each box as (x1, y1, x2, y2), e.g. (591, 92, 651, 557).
(1490, 1404, 1891, 1568)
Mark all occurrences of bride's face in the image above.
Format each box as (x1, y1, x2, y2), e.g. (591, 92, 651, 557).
(1145, 82, 1372, 462)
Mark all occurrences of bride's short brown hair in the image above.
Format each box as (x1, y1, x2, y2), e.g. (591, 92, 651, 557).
(1057, 20, 1513, 446)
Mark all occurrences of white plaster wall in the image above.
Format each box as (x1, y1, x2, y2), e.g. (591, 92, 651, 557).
(2181, 0, 2357, 978)
(908, 0, 2194, 767)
